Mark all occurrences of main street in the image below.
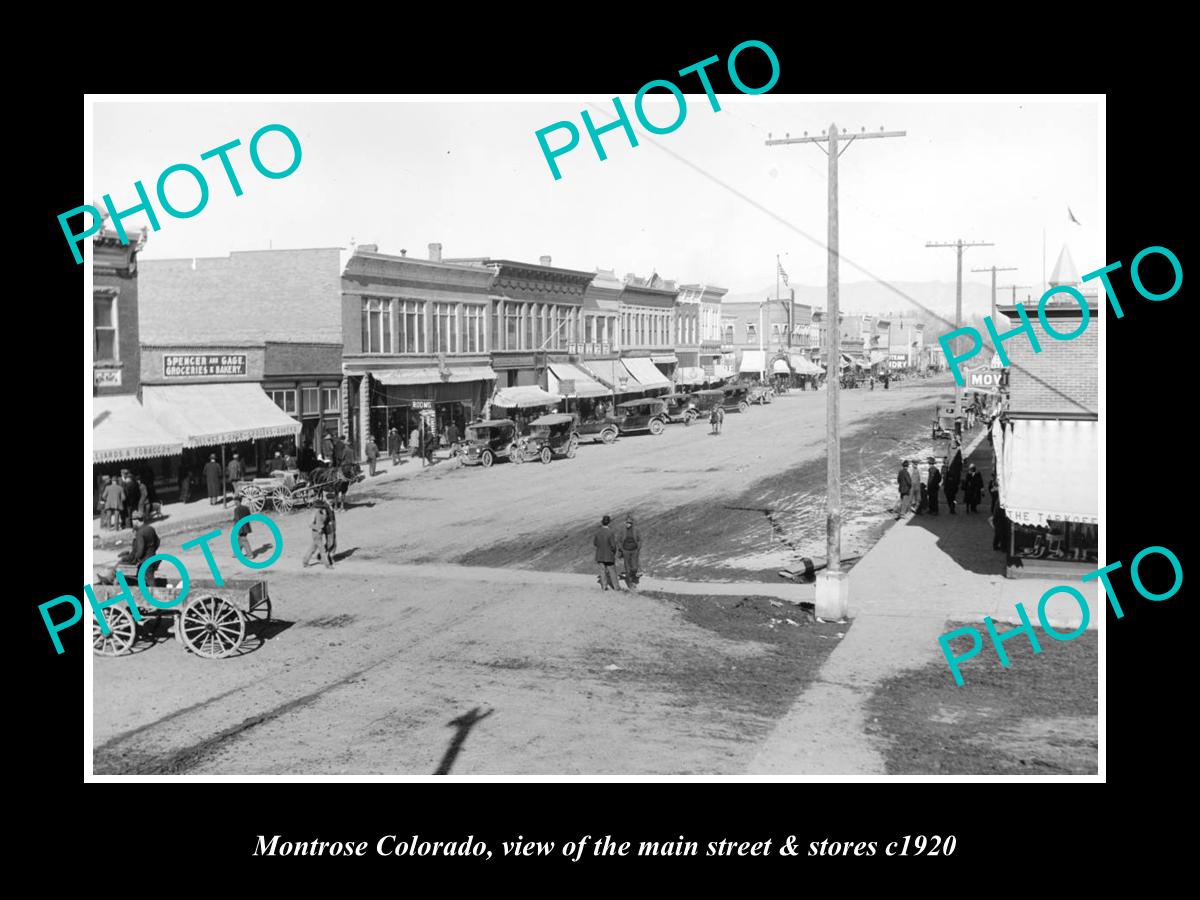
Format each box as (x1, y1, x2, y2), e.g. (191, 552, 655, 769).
(94, 376, 954, 775)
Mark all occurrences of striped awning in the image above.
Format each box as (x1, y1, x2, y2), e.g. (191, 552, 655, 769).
(620, 357, 672, 390)
(142, 383, 300, 447)
(547, 362, 610, 398)
(93, 394, 183, 463)
(1000, 418, 1099, 527)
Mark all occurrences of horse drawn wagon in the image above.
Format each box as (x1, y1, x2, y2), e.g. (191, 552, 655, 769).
(237, 465, 363, 514)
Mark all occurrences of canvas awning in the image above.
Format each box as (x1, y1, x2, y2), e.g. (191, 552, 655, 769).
(93, 394, 183, 463)
(674, 366, 707, 384)
(869, 350, 889, 365)
(789, 355, 824, 374)
(739, 350, 766, 374)
(650, 354, 678, 365)
(374, 365, 496, 386)
(999, 418, 1098, 527)
(621, 357, 672, 390)
(547, 362, 610, 398)
(492, 386, 563, 408)
(581, 359, 632, 392)
(771, 358, 791, 375)
(142, 383, 301, 447)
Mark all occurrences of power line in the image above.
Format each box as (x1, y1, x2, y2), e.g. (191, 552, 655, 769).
(927, 240, 993, 419)
(971, 264, 1018, 321)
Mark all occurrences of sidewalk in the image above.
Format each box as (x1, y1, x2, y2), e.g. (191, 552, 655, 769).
(92, 453, 451, 550)
(747, 426, 1097, 775)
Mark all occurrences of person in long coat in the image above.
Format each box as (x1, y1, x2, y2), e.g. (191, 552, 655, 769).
(226, 453, 245, 494)
(387, 427, 402, 466)
(121, 471, 140, 529)
(365, 435, 379, 476)
(102, 476, 125, 529)
(618, 514, 642, 589)
(926, 457, 942, 515)
(298, 441, 316, 473)
(963, 464, 984, 513)
(321, 432, 335, 463)
(943, 448, 963, 514)
(593, 515, 620, 591)
(204, 453, 223, 504)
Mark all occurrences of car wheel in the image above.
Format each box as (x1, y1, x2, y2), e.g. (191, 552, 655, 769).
(683, 411, 694, 426)
(480, 449, 494, 468)
(649, 418, 665, 435)
(540, 446, 552, 465)
(738, 401, 750, 413)
(508, 442, 523, 464)
(601, 428, 617, 444)
(567, 437, 579, 458)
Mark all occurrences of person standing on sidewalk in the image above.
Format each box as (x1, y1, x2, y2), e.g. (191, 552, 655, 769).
(943, 449, 962, 515)
(964, 464, 984, 513)
(926, 457, 942, 515)
(911, 458, 926, 515)
(365, 435, 379, 476)
(618, 514, 642, 589)
(388, 427, 402, 467)
(593, 514, 620, 591)
(895, 460, 913, 519)
(303, 502, 334, 569)
(226, 452, 245, 499)
(232, 499, 255, 560)
(203, 453, 223, 504)
(101, 475, 125, 530)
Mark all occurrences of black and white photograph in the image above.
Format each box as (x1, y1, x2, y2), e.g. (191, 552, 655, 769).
(82, 94, 1104, 779)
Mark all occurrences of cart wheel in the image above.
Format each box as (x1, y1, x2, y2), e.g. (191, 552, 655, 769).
(567, 436, 578, 458)
(93, 605, 136, 656)
(649, 418, 665, 435)
(600, 428, 617, 444)
(181, 596, 246, 659)
(509, 443, 523, 465)
(684, 411, 694, 427)
(242, 487, 265, 514)
(738, 401, 750, 413)
(271, 487, 294, 514)
(481, 449, 495, 468)
(539, 446, 552, 465)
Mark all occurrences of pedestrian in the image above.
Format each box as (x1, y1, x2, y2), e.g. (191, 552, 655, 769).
(388, 426, 402, 466)
(232, 499, 255, 559)
(324, 501, 338, 558)
(446, 421, 460, 448)
(709, 405, 719, 434)
(303, 502, 334, 568)
(101, 475, 125, 530)
(299, 441, 316, 473)
(594, 514, 620, 591)
(911, 458, 925, 515)
(944, 448, 962, 515)
(136, 475, 152, 523)
(226, 452, 245, 498)
(964, 464, 984, 513)
(424, 428, 437, 466)
(365, 434, 379, 476)
(203, 453, 223, 504)
(926, 457, 941, 515)
(618, 514, 642, 589)
(177, 464, 191, 504)
(895, 460, 912, 520)
(321, 431, 335, 463)
(119, 517, 161, 582)
(120, 470, 139, 529)
(266, 449, 286, 473)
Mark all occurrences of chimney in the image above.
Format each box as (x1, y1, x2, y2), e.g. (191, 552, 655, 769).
(539, 255, 552, 267)
(429, 242, 443, 262)
(399, 249, 407, 257)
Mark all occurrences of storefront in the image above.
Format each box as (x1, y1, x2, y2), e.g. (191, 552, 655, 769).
(363, 367, 496, 447)
(262, 341, 345, 460)
(994, 415, 1099, 575)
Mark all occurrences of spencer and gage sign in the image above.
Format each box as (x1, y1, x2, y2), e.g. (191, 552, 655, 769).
(163, 354, 248, 377)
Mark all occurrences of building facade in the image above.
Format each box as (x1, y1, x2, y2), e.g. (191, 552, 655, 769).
(618, 274, 677, 391)
(677, 283, 730, 379)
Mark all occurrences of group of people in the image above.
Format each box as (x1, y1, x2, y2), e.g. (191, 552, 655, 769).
(709, 404, 725, 435)
(593, 514, 643, 591)
(895, 448, 985, 520)
(302, 498, 339, 569)
(98, 470, 154, 530)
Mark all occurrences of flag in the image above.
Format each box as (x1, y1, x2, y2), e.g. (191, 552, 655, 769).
(1067, 206, 1082, 226)
(777, 259, 789, 287)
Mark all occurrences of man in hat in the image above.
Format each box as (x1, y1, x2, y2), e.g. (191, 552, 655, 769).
(303, 500, 334, 569)
(365, 434, 379, 476)
(321, 431, 335, 464)
(101, 475, 125, 530)
(926, 457, 942, 515)
(617, 514, 642, 589)
(895, 460, 912, 520)
(911, 459, 926, 515)
(204, 453, 223, 504)
(226, 452, 245, 498)
(265, 449, 286, 474)
(964, 463, 984, 513)
(593, 514, 620, 591)
(120, 469, 140, 529)
(387, 426, 402, 467)
(232, 498, 254, 560)
(120, 516, 161, 582)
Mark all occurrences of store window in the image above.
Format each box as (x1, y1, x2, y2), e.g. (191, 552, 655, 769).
(269, 389, 297, 415)
(301, 387, 319, 416)
(1011, 521, 1098, 564)
(433, 303, 456, 353)
(94, 295, 118, 360)
(461, 305, 484, 353)
(322, 387, 340, 413)
(398, 300, 425, 354)
(362, 298, 393, 353)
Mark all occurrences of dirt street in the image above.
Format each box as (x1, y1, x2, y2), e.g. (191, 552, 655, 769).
(93, 376, 955, 775)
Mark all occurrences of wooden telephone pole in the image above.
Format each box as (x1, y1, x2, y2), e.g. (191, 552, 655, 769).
(766, 124, 905, 620)
(972, 264, 1017, 321)
(926, 239, 993, 422)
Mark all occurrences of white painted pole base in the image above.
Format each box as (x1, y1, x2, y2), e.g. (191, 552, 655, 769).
(814, 570, 850, 621)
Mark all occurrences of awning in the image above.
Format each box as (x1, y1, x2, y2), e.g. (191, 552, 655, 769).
(789, 355, 824, 374)
(1000, 418, 1098, 527)
(650, 355, 678, 366)
(547, 362, 610, 398)
(621, 357, 672, 390)
(492, 385, 563, 408)
(739, 350, 766, 374)
(580, 359, 632, 392)
(374, 365, 496, 386)
(772, 358, 791, 375)
(869, 350, 889, 365)
(142, 383, 301, 447)
(93, 394, 183, 463)
(674, 366, 707, 384)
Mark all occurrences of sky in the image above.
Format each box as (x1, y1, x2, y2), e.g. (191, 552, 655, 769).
(91, 97, 1100, 313)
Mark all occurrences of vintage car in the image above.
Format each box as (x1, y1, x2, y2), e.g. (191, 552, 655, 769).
(513, 413, 580, 464)
(577, 415, 620, 444)
(661, 392, 699, 425)
(455, 419, 520, 468)
(689, 389, 726, 418)
(614, 398, 670, 435)
(747, 384, 774, 405)
(720, 385, 753, 413)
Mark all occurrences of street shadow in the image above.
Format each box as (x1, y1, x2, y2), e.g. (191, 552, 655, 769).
(331, 547, 359, 562)
(236, 618, 295, 653)
(434, 706, 495, 775)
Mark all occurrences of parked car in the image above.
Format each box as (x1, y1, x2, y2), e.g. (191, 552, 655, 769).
(455, 419, 519, 468)
(689, 389, 726, 419)
(614, 398, 670, 435)
(661, 392, 699, 425)
(514, 414, 580, 464)
(577, 414, 620, 444)
(721, 385, 752, 413)
(747, 384, 773, 405)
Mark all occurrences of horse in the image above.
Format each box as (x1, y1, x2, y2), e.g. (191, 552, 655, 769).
(307, 463, 362, 511)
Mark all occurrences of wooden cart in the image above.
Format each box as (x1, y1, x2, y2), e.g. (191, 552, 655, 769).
(91, 566, 272, 659)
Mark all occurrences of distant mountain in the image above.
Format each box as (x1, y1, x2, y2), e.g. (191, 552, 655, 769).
(723, 280, 999, 319)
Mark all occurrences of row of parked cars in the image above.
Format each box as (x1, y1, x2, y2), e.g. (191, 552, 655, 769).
(455, 383, 773, 468)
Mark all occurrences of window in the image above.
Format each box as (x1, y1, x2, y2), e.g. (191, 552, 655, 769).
(362, 298, 393, 353)
(268, 389, 297, 415)
(524, 303, 534, 349)
(301, 387, 319, 416)
(505, 302, 520, 350)
(322, 388, 340, 413)
(745, 323, 758, 341)
(461, 305, 484, 353)
(94, 295, 118, 360)
(433, 303, 456, 353)
(398, 300, 425, 353)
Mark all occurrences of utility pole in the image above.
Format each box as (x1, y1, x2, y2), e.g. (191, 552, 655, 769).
(926, 239, 993, 424)
(758, 297, 767, 382)
(767, 124, 905, 621)
(972, 264, 1017, 321)
(998, 283, 1031, 307)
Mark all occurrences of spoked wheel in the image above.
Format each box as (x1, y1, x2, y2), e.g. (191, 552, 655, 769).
(684, 412, 694, 427)
(241, 487, 265, 514)
(93, 605, 136, 656)
(539, 446, 553, 465)
(481, 449, 495, 468)
(567, 436, 579, 458)
(509, 443, 523, 465)
(270, 487, 294, 513)
(649, 418, 665, 435)
(738, 401, 750, 414)
(600, 428, 617, 444)
(181, 596, 246, 659)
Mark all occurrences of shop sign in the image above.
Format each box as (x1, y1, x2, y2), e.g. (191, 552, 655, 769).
(559, 379, 576, 395)
(164, 354, 247, 377)
(411, 399, 434, 410)
(967, 367, 1003, 392)
(94, 368, 122, 387)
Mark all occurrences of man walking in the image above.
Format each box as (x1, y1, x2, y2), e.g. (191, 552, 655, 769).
(365, 434, 379, 476)
(964, 463, 984, 513)
(410, 425, 422, 463)
(895, 460, 912, 520)
(926, 457, 941, 515)
(204, 453, 223, 504)
(388, 426, 402, 467)
(233, 498, 255, 560)
(101, 475, 125, 530)
(618, 514, 642, 589)
(593, 514, 620, 591)
(226, 452, 245, 499)
(303, 502, 334, 568)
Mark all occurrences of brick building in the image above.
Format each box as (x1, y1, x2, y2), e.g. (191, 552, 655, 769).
(721, 297, 814, 380)
(616, 274, 675, 393)
(677, 283, 732, 382)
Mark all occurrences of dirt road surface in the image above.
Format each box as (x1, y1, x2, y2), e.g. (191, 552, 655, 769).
(93, 376, 956, 775)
